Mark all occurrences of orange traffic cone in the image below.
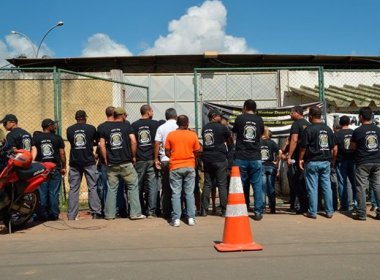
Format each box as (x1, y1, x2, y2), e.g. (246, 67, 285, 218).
(214, 166, 263, 252)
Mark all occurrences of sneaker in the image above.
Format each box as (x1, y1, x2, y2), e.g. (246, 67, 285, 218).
(188, 218, 196, 226)
(130, 214, 146, 220)
(170, 219, 180, 227)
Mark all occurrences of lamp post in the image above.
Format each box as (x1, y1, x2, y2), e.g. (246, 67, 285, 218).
(35, 21, 64, 58)
(10, 30, 37, 57)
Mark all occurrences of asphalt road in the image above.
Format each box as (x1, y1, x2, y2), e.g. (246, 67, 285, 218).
(0, 209, 379, 280)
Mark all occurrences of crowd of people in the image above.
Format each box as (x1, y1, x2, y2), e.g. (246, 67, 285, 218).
(0, 99, 379, 226)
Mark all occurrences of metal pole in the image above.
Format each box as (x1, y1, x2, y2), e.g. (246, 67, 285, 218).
(36, 21, 64, 58)
(10, 31, 37, 57)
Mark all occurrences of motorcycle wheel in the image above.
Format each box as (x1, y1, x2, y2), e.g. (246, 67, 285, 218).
(3, 190, 39, 231)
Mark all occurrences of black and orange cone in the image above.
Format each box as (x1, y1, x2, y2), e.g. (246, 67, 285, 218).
(214, 166, 263, 252)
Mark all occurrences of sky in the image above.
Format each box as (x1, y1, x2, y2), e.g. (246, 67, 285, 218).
(1, 0, 380, 67)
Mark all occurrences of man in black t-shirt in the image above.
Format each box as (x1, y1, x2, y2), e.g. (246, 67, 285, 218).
(98, 107, 145, 220)
(201, 109, 232, 217)
(232, 99, 265, 220)
(66, 110, 102, 220)
(299, 106, 336, 219)
(32, 119, 66, 221)
(334, 115, 356, 212)
(132, 105, 159, 217)
(0, 114, 32, 151)
(260, 127, 280, 214)
(351, 107, 380, 221)
(287, 106, 310, 213)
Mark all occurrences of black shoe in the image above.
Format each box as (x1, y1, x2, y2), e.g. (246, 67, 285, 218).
(375, 214, 380, 220)
(270, 209, 276, 214)
(200, 209, 208, 217)
(92, 213, 103, 219)
(353, 215, 366, 221)
(304, 213, 317, 219)
(252, 214, 263, 221)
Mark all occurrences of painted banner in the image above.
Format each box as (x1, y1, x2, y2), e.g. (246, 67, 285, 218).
(202, 101, 324, 137)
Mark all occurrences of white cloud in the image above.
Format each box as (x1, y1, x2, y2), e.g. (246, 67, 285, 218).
(141, 0, 257, 55)
(0, 34, 55, 67)
(81, 33, 132, 57)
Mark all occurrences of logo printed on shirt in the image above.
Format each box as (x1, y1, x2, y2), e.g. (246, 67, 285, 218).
(22, 138, 31, 151)
(110, 132, 122, 147)
(41, 143, 54, 157)
(343, 137, 351, 150)
(243, 125, 256, 140)
(319, 132, 329, 150)
(204, 131, 214, 146)
(74, 132, 86, 147)
(138, 129, 151, 144)
(366, 134, 378, 150)
(261, 147, 270, 161)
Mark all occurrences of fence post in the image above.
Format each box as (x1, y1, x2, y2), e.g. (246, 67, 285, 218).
(193, 69, 199, 135)
(318, 67, 327, 122)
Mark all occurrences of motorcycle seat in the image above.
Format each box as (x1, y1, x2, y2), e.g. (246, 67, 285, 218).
(16, 162, 46, 181)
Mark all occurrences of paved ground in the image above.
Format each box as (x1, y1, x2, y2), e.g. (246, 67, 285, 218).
(0, 207, 379, 280)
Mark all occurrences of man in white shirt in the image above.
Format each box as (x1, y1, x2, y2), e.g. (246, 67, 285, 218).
(154, 108, 178, 219)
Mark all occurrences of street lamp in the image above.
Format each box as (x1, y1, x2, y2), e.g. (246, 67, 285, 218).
(36, 21, 64, 58)
(10, 30, 37, 57)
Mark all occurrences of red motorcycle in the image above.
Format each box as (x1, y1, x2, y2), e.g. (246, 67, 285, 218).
(0, 149, 56, 231)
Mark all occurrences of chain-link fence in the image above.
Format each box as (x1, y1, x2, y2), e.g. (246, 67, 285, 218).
(193, 67, 324, 136)
(0, 67, 149, 209)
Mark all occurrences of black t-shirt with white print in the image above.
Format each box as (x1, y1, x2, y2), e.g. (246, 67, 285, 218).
(33, 132, 65, 167)
(289, 118, 310, 162)
(300, 123, 336, 162)
(131, 118, 159, 161)
(260, 138, 279, 167)
(6, 127, 32, 151)
(66, 123, 97, 167)
(98, 121, 134, 165)
(202, 122, 231, 163)
(335, 128, 354, 162)
(232, 113, 264, 160)
(352, 123, 380, 165)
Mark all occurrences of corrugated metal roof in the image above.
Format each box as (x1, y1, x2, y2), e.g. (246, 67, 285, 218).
(289, 84, 380, 108)
(6, 54, 380, 73)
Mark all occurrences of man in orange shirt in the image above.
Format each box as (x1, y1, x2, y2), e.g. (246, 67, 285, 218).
(165, 115, 202, 227)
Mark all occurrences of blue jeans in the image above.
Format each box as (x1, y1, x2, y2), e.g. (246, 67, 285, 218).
(304, 161, 334, 216)
(336, 160, 356, 211)
(355, 163, 380, 217)
(38, 169, 62, 220)
(234, 159, 263, 216)
(262, 165, 277, 211)
(134, 160, 158, 216)
(169, 167, 196, 221)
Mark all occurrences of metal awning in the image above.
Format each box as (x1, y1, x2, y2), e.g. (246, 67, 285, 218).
(289, 84, 380, 108)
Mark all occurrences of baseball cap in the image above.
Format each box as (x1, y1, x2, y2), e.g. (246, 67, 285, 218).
(0, 114, 18, 123)
(75, 110, 87, 119)
(208, 109, 222, 119)
(41, 118, 58, 129)
(114, 107, 127, 115)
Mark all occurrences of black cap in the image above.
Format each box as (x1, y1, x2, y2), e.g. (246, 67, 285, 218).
(208, 109, 222, 119)
(0, 114, 18, 123)
(41, 119, 58, 129)
(75, 110, 87, 119)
